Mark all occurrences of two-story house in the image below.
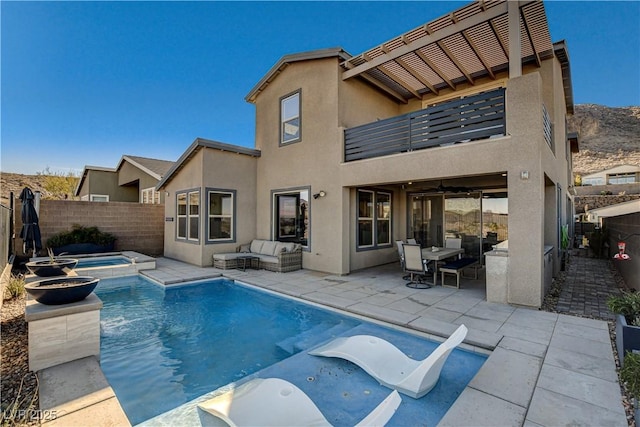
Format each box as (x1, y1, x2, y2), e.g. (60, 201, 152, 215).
(157, 0, 578, 308)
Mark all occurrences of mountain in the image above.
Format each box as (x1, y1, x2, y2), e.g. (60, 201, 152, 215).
(568, 104, 640, 175)
(0, 173, 78, 206)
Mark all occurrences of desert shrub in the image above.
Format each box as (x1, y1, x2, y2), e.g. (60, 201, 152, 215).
(621, 351, 640, 400)
(607, 291, 640, 326)
(46, 224, 116, 248)
(3, 275, 25, 300)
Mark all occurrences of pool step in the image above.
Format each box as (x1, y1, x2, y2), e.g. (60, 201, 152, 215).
(276, 322, 356, 355)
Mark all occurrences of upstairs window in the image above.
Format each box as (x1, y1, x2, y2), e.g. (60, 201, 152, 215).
(280, 90, 301, 145)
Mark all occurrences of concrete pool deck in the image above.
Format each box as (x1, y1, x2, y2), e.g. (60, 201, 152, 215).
(39, 257, 629, 426)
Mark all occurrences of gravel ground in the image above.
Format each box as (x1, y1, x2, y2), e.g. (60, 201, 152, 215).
(1, 293, 38, 427)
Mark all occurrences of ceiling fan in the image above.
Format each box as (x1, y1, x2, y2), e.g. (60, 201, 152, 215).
(422, 180, 474, 194)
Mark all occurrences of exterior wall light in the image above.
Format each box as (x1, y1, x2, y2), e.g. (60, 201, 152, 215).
(520, 171, 529, 180)
(313, 191, 326, 199)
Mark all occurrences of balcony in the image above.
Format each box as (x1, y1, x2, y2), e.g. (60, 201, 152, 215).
(344, 88, 506, 162)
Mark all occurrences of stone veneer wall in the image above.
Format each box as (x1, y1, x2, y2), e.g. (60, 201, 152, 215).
(15, 199, 165, 256)
(574, 194, 640, 214)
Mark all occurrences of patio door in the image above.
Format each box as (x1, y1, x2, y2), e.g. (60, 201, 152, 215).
(408, 194, 443, 247)
(444, 194, 481, 260)
(273, 190, 309, 246)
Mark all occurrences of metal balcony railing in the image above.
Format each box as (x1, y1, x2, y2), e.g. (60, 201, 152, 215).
(344, 88, 506, 162)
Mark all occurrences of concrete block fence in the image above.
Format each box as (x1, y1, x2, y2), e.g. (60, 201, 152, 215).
(15, 199, 165, 257)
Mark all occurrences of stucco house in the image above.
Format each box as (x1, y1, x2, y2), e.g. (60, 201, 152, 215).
(158, 0, 579, 308)
(580, 165, 640, 186)
(75, 155, 174, 203)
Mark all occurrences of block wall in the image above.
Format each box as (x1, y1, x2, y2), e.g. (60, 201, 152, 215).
(15, 199, 165, 256)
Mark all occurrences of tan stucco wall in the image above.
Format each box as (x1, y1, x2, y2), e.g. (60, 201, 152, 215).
(162, 147, 257, 267)
(118, 161, 161, 201)
(80, 170, 137, 202)
(253, 57, 346, 273)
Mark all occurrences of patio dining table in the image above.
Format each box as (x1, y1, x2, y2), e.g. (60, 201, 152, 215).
(421, 247, 464, 287)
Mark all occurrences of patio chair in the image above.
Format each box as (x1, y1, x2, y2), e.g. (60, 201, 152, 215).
(445, 238, 462, 249)
(197, 377, 401, 427)
(395, 240, 405, 268)
(402, 243, 433, 289)
(309, 324, 468, 399)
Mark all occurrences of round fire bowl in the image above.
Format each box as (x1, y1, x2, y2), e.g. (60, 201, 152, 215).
(25, 276, 100, 305)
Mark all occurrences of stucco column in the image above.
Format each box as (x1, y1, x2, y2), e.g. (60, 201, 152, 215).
(508, 0, 522, 78)
(505, 73, 545, 307)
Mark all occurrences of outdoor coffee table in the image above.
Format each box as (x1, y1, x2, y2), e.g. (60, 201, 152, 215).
(236, 255, 259, 271)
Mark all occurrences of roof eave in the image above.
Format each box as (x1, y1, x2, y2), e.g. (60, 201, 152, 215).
(117, 155, 163, 181)
(73, 165, 117, 196)
(245, 47, 352, 104)
(553, 40, 574, 115)
(157, 138, 261, 190)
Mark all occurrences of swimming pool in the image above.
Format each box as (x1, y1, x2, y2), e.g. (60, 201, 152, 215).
(76, 255, 132, 268)
(96, 276, 487, 426)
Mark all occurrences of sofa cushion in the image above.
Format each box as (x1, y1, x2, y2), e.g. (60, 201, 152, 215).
(250, 240, 265, 254)
(213, 253, 244, 261)
(275, 242, 296, 253)
(260, 241, 278, 256)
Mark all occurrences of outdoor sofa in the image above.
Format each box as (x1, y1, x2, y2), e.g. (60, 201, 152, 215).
(213, 239, 302, 273)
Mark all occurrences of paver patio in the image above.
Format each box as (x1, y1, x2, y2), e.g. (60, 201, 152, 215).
(39, 253, 630, 426)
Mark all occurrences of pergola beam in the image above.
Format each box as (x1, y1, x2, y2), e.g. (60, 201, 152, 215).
(342, 1, 511, 80)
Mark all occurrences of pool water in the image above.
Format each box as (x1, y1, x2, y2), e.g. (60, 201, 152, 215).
(76, 256, 131, 268)
(96, 276, 360, 424)
(96, 276, 487, 426)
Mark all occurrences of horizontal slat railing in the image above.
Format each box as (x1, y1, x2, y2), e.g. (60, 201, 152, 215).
(344, 88, 506, 162)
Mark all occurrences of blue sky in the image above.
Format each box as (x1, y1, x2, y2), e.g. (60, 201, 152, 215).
(2, 1, 639, 175)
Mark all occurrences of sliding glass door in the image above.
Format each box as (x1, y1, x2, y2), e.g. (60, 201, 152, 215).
(444, 194, 481, 260)
(408, 194, 443, 248)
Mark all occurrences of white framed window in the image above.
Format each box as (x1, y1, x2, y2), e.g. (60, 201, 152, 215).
(582, 177, 604, 186)
(141, 187, 160, 204)
(176, 190, 200, 241)
(280, 90, 301, 145)
(357, 190, 374, 248)
(357, 189, 392, 250)
(608, 173, 636, 184)
(207, 189, 235, 242)
(90, 194, 109, 202)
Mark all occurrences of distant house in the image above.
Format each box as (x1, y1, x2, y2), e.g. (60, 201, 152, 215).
(75, 155, 174, 203)
(585, 199, 640, 225)
(581, 165, 640, 186)
(158, 0, 579, 308)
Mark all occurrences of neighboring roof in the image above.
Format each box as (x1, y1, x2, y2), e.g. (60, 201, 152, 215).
(586, 199, 640, 222)
(157, 138, 261, 189)
(568, 132, 579, 153)
(245, 47, 352, 103)
(74, 165, 117, 196)
(553, 40, 574, 114)
(340, 0, 571, 107)
(116, 155, 175, 180)
(583, 164, 640, 178)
